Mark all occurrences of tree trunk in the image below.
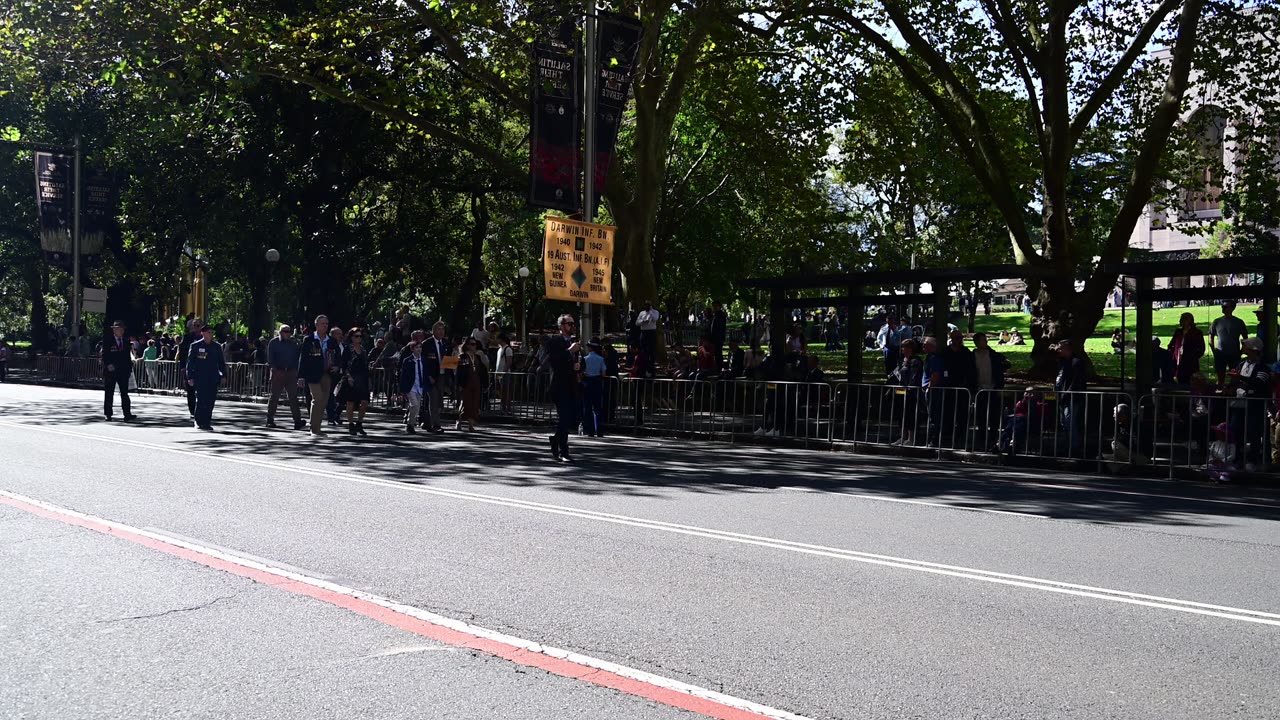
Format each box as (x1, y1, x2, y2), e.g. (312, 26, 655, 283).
(448, 193, 489, 334)
(248, 273, 269, 341)
(25, 261, 49, 352)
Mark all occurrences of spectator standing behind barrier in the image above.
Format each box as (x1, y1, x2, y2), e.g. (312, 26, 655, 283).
(298, 315, 334, 437)
(711, 301, 728, 366)
(971, 332, 1010, 449)
(175, 320, 201, 418)
(545, 314, 581, 461)
(142, 339, 159, 388)
(1170, 313, 1205, 385)
(1052, 339, 1087, 456)
(185, 325, 226, 431)
(1210, 301, 1248, 386)
(637, 302, 660, 361)
(340, 328, 371, 436)
(264, 325, 304, 430)
(1151, 336, 1175, 386)
(877, 316, 910, 376)
(937, 330, 974, 448)
(581, 340, 606, 437)
(101, 321, 136, 422)
(1227, 337, 1270, 470)
(398, 342, 428, 434)
(921, 337, 946, 447)
(495, 333, 515, 413)
(889, 338, 923, 446)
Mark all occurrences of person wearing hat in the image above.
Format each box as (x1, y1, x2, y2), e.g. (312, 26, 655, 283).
(1225, 337, 1271, 469)
(185, 325, 226, 430)
(581, 339, 607, 437)
(1209, 300, 1248, 386)
(546, 314, 582, 460)
(101, 320, 137, 421)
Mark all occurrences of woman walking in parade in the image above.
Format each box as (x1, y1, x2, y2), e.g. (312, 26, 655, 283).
(340, 327, 371, 436)
(455, 336, 485, 431)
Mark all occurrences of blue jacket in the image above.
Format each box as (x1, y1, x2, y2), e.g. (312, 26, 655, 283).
(398, 353, 431, 395)
(185, 339, 226, 385)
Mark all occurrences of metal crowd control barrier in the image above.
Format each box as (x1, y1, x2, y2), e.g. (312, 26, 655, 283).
(832, 383, 972, 454)
(1137, 390, 1276, 478)
(977, 388, 1135, 469)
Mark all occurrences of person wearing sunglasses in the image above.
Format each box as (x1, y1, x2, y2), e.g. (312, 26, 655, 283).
(339, 327, 371, 436)
(455, 337, 485, 431)
(265, 324, 304, 430)
(545, 314, 582, 461)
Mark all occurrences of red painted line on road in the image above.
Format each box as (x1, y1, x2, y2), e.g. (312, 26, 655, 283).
(0, 492, 792, 720)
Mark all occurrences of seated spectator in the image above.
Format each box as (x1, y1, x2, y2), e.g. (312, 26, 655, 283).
(1103, 403, 1150, 466)
(727, 339, 745, 379)
(1111, 329, 1125, 355)
(690, 336, 718, 382)
(668, 343, 693, 379)
(888, 338, 923, 446)
(998, 330, 1012, 345)
(996, 387, 1046, 455)
(1009, 330, 1025, 345)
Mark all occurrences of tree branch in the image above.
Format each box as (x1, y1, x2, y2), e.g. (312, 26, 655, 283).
(1095, 0, 1206, 288)
(254, 66, 523, 182)
(399, 0, 526, 114)
(1070, 0, 1183, 143)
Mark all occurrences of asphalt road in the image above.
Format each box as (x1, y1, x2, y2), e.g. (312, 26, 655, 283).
(2, 383, 1279, 719)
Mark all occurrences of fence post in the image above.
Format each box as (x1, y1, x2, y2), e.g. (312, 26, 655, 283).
(1133, 277, 1154, 396)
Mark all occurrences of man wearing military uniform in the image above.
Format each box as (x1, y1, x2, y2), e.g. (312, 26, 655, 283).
(101, 320, 137, 422)
(185, 325, 226, 430)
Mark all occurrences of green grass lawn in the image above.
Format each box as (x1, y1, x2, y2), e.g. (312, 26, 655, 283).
(812, 305, 1262, 383)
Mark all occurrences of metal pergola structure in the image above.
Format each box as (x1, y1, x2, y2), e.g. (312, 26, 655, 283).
(1101, 256, 1280, 394)
(743, 256, 1280, 386)
(740, 264, 1060, 382)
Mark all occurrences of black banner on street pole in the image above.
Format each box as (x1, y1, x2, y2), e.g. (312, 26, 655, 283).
(530, 14, 582, 212)
(591, 12, 643, 212)
(34, 151, 73, 268)
(81, 170, 114, 264)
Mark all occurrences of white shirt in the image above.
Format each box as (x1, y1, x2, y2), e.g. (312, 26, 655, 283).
(495, 345, 513, 372)
(471, 328, 490, 347)
(411, 356, 424, 396)
(974, 349, 994, 389)
(637, 309, 659, 331)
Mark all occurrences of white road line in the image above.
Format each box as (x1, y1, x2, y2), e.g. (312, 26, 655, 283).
(782, 486, 1051, 518)
(4, 420, 1280, 627)
(0, 489, 813, 720)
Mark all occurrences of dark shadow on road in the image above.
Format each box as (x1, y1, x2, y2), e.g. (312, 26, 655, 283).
(5, 389, 1280, 529)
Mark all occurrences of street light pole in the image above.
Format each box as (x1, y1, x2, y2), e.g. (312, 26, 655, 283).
(582, 0, 597, 341)
(71, 134, 82, 339)
(518, 266, 531, 349)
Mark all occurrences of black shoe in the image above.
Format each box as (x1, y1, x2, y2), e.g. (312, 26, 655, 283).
(430, 427, 445, 435)
(266, 421, 279, 429)
(123, 414, 137, 422)
(356, 423, 367, 437)
(104, 415, 112, 422)
(420, 421, 432, 430)
(349, 424, 358, 436)
(559, 452, 575, 463)
(327, 419, 337, 427)
(549, 436, 561, 460)
(294, 421, 306, 431)
(406, 424, 416, 434)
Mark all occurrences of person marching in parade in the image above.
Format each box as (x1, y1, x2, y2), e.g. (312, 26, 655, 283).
(185, 325, 226, 430)
(545, 314, 581, 461)
(102, 320, 137, 422)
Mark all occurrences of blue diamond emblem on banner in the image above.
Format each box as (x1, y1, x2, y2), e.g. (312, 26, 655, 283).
(572, 265, 588, 288)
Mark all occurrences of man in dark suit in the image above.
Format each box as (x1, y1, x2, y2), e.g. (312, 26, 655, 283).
(545, 313, 581, 461)
(174, 318, 201, 418)
(397, 341, 429, 434)
(101, 320, 136, 421)
(185, 325, 226, 430)
(423, 322, 450, 434)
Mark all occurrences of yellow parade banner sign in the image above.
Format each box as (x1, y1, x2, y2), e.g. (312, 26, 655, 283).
(543, 217, 615, 305)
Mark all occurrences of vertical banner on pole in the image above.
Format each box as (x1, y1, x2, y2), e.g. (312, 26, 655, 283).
(530, 13, 582, 211)
(81, 170, 114, 265)
(591, 12, 643, 212)
(34, 152, 73, 268)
